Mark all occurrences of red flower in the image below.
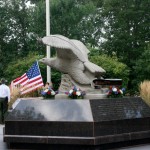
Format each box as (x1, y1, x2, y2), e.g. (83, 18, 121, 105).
(73, 91, 76, 95)
(109, 86, 112, 90)
(108, 91, 112, 95)
(117, 87, 120, 92)
(47, 91, 51, 95)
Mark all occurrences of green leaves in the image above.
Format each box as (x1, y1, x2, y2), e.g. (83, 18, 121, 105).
(90, 54, 130, 88)
(1, 0, 149, 93)
(132, 45, 150, 88)
(101, 0, 150, 89)
(4, 52, 43, 82)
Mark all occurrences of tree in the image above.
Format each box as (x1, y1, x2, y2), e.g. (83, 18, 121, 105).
(30, 0, 102, 46)
(89, 53, 130, 88)
(101, 0, 150, 89)
(133, 43, 150, 89)
(4, 52, 43, 82)
(0, 0, 45, 77)
(4, 52, 61, 90)
(2, 0, 102, 88)
(2, 0, 33, 56)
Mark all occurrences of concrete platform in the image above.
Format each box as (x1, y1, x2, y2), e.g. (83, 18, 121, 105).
(0, 124, 7, 150)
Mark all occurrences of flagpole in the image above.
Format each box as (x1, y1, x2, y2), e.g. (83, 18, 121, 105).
(46, 0, 51, 83)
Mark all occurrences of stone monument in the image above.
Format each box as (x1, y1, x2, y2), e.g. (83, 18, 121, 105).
(4, 97, 150, 149)
(39, 34, 107, 99)
(3, 36, 150, 149)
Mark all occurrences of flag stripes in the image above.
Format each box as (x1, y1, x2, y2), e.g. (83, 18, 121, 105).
(11, 61, 44, 95)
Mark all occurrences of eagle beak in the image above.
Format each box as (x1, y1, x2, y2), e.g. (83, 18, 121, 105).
(37, 37, 43, 44)
(39, 58, 45, 63)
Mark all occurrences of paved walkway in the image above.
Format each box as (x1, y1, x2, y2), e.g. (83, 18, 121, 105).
(0, 124, 7, 150)
(1, 124, 150, 150)
(118, 145, 150, 150)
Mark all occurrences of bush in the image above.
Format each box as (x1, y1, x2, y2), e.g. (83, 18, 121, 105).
(139, 80, 150, 106)
(90, 54, 130, 88)
(4, 52, 44, 83)
(132, 47, 150, 90)
(4, 52, 61, 90)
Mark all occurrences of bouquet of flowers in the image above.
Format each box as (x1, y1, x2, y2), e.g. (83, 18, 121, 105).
(65, 86, 85, 99)
(41, 87, 56, 99)
(107, 86, 125, 98)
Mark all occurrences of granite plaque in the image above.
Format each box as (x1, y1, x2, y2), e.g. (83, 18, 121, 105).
(90, 98, 150, 121)
(93, 78, 122, 89)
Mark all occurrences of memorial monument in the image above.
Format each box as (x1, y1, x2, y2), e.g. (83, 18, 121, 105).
(4, 35, 150, 149)
(4, 97, 150, 149)
(39, 34, 109, 99)
(40, 34, 106, 85)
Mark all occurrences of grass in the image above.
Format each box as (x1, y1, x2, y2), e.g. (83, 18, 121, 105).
(139, 80, 150, 106)
(9, 87, 42, 109)
(9, 87, 20, 109)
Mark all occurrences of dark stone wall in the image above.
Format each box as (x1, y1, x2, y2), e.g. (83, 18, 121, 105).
(4, 97, 150, 148)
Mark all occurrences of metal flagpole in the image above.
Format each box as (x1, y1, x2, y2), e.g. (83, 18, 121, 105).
(46, 0, 51, 83)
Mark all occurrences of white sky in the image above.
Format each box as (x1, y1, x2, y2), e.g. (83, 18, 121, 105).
(26, 1, 35, 8)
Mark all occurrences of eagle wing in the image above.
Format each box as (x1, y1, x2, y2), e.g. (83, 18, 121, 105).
(42, 34, 89, 62)
(84, 61, 106, 73)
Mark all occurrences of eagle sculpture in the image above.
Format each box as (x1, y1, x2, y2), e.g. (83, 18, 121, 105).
(40, 35, 105, 85)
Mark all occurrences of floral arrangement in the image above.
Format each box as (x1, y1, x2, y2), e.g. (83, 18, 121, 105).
(107, 86, 125, 98)
(65, 86, 85, 99)
(41, 87, 56, 99)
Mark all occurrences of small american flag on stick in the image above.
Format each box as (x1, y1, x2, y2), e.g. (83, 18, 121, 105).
(11, 61, 44, 95)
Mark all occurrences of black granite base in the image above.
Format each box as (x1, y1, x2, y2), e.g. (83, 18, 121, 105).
(6, 138, 150, 149)
(3, 97, 150, 149)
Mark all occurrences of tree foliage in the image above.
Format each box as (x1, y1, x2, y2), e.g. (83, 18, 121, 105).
(4, 52, 61, 90)
(133, 44, 150, 88)
(100, 0, 150, 89)
(4, 52, 43, 82)
(90, 54, 130, 87)
(30, 0, 101, 46)
(0, 0, 46, 78)
(0, 0, 36, 76)
(1, 0, 149, 92)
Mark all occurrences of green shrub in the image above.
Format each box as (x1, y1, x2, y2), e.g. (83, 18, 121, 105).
(90, 54, 130, 88)
(4, 52, 61, 90)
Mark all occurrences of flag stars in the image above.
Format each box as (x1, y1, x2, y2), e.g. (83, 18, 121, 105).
(26, 62, 40, 79)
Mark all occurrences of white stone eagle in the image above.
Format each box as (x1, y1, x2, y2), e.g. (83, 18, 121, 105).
(40, 34, 105, 85)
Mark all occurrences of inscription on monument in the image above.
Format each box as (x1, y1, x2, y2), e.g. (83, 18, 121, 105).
(90, 98, 150, 121)
(93, 79, 122, 89)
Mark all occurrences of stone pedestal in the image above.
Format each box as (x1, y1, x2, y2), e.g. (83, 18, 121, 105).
(55, 93, 107, 99)
(4, 97, 150, 149)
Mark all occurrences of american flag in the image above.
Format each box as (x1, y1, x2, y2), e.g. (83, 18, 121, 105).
(12, 61, 44, 95)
